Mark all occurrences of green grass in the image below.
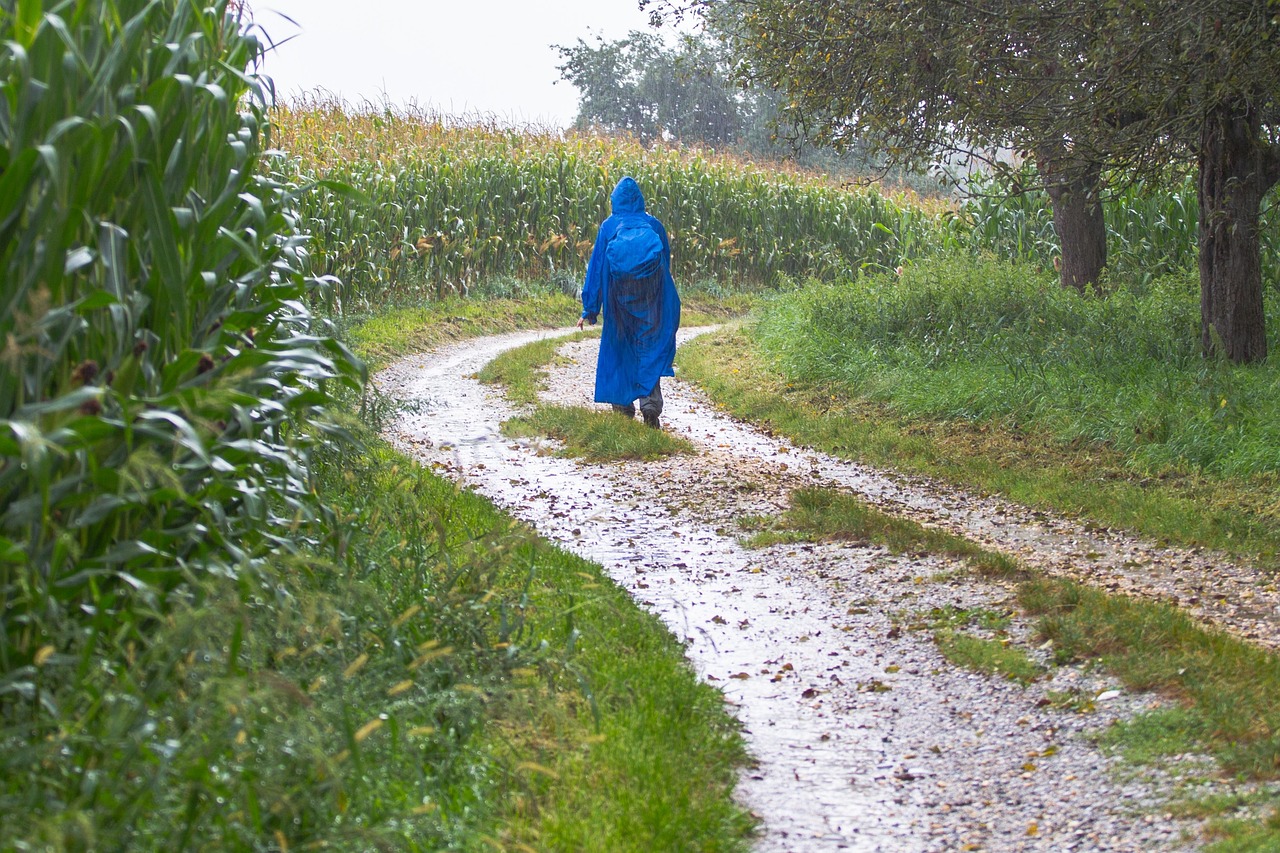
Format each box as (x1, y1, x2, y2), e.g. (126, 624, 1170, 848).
(744, 486, 1026, 578)
(345, 289, 751, 373)
(1019, 577, 1280, 779)
(503, 404, 697, 462)
(907, 605, 1041, 684)
(1204, 818, 1280, 853)
(1098, 707, 1209, 764)
(934, 630, 1043, 685)
(677, 322, 1280, 568)
(476, 330, 598, 405)
(758, 258, 1280, 479)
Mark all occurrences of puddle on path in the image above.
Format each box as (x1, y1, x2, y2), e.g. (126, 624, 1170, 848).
(377, 328, 1202, 852)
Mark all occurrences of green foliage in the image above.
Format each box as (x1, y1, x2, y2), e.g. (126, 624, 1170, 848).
(553, 26, 929, 189)
(0, 0, 363, 845)
(1019, 578, 1280, 780)
(746, 487, 1028, 577)
(556, 30, 741, 147)
(502, 405, 697, 462)
(5, 438, 520, 849)
(271, 97, 948, 309)
(755, 258, 1280, 478)
(934, 630, 1043, 685)
(961, 172, 1280, 286)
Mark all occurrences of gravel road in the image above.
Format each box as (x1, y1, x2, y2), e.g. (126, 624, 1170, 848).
(373, 326, 1255, 852)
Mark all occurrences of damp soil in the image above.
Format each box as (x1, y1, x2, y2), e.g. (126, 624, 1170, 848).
(375, 326, 1276, 852)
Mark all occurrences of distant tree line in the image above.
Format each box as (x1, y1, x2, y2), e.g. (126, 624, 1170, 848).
(553, 28, 925, 189)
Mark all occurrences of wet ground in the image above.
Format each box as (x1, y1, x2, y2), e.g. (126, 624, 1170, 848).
(374, 326, 1276, 852)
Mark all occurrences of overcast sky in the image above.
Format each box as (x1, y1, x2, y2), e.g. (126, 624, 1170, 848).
(253, 1, 675, 128)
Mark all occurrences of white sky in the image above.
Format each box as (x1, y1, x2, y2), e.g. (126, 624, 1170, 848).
(252, 1, 675, 128)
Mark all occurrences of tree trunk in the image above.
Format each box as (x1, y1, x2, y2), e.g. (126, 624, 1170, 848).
(1038, 151, 1107, 292)
(1198, 103, 1277, 364)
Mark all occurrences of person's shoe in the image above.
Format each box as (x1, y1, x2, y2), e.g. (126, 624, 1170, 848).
(612, 404, 636, 418)
(642, 411, 661, 430)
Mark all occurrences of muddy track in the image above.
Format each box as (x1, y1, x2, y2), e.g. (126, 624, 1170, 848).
(373, 326, 1270, 852)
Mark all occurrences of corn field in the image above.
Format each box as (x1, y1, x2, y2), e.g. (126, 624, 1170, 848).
(274, 98, 1280, 305)
(271, 96, 952, 308)
(1, 1, 362, 845)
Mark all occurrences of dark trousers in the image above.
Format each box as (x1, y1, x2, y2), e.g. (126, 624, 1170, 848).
(611, 378, 663, 418)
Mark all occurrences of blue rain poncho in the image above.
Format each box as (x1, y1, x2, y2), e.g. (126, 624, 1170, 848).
(580, 177, 682, 406)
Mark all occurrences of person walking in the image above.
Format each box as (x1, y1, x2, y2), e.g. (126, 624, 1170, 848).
(575, 176, 681, 429)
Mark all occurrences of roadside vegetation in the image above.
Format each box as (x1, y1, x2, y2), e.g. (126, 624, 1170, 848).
(679, 307, 1280, 567)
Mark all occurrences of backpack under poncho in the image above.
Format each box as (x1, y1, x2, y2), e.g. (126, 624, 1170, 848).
(605, 220, 663, 281)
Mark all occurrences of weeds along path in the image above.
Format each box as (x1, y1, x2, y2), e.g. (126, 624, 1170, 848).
(377, 328, 1206, 852)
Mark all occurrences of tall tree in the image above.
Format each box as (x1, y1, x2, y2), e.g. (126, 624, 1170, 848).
(1075, 0, 1280, 362)
(557, 26, 930, 185)
(649, 0, 1280, 360)
(648, 0, 1116, 291)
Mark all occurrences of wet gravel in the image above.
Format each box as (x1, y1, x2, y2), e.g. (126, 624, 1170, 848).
(373, 326, 1276, 852)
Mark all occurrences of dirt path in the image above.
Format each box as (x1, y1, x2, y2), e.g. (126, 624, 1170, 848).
(374, 327, 1261, 852)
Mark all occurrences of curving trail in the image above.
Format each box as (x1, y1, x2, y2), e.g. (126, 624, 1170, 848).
(373, 326, 1244, 852)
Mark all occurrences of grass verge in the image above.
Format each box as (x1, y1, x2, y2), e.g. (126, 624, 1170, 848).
(743, 486, 1025, 578)
(503, 404, 696, 462)
(678, 325, 1280, 568)
(934, 630, 1043, 685)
